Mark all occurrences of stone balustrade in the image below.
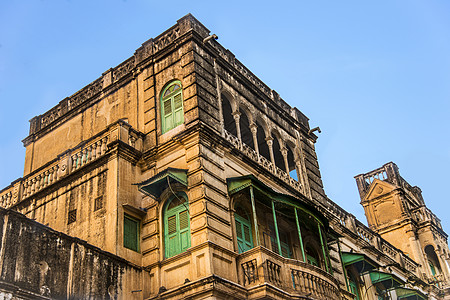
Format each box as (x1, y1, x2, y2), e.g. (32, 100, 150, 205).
(70, 136, 109, 172)
(237, 246, 340, 299)
(291, 268, 340, 299)
(324, 199, 347, 227)
(223, 129, 302, 193)
(411, 206, 443, 230)
(22, 163, 59, 199)
(355, 221, 375, 245)
(0, 189, 13, 209)
(363, 167, 388, 185)
(0, 121, 143, 210)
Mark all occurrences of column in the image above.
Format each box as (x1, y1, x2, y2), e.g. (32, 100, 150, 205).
(250, 123, 259, 157)
(232, 111, 241, 144)
(294, 208, 306, 262)
(266, 137, 275, 166)
(271, 200, 282, 256)
(318, 223, 330, 273)
(249, 186, 260, 246)
(281, 147, 289, 174)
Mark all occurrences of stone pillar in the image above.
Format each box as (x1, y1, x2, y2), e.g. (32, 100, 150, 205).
(266, 137, 275, 166)
(232, 111, 241, 144)
(250, 124, 259, 157)
(281, 147, 289, 174)
(437, 249, 450, 281)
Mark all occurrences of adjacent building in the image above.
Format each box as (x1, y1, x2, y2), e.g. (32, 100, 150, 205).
(0, 14, 449, 299)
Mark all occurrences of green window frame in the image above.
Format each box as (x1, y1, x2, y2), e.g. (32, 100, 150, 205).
(348, 271, 361, 300)
(161, 81, 184, 134)
(164, 195, 191, 258)
(124, 214, 140, 252)
(235, 213, 254, 253)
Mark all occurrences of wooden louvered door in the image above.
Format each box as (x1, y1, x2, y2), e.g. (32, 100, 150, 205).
(235, 214, 253, 253)
(165, 204, 191, 258)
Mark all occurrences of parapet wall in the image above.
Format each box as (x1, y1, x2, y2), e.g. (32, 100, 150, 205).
(0, 208, 147, 299)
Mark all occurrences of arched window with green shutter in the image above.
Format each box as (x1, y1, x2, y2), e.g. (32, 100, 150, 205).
(164, 194, 190, 258)
(234, 205, 254, 253)
(161, 81, 184, 134)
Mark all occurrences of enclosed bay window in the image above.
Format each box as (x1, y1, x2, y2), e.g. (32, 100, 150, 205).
(227, 175, 332, 273)
(161, 81, 184, 134)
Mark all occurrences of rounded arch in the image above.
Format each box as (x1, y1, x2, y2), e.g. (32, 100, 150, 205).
(255, 117, 271, 161)
(425, 244, 442, 276)
(270, 129, 285, 170)
(238, 103, 254, 125)
(160, 80, 184, 134)
(238, 105, 254, 150)
(220, 89, 237, 112)
(285, 139, 298, 180)
(221, 93, 237, 136)
(254, 115, 269, 137)
(303, 235, 324, 269)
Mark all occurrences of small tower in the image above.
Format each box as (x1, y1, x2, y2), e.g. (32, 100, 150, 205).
(355, 162, 450, 286)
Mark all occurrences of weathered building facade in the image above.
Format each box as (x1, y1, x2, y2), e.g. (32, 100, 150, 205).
(0, 14, 449, 299)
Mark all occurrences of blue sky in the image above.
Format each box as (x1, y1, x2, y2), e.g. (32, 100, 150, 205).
(1, 1, 449, 232)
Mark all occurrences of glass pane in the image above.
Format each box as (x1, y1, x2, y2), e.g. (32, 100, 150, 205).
(172, 84, 180, 92)
(167, 197, 186, 210)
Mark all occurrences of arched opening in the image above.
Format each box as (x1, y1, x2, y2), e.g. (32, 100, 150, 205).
(256, 121, 270, 161)
(239, 109, 254, 150)
(269, 223, 292, 258)
(164, 194, 191, 258)
(425, 245, 442, 278)
(272, 135, 284, 170)
(222, 94, 237, 136)
(286, 144, 297, 180)
(161, 81, 184, 133)
(305, 245, 321, 267)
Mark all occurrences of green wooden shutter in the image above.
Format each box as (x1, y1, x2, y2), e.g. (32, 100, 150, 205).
(163, 98, 173, 132)
(124, 215, 139, 252)
(179, 210, 190, 252)
(173, 93, 183, 126)
(164, 199, 191, 258)
(161, 81, 184, 133)
(235, 214, 253, 253)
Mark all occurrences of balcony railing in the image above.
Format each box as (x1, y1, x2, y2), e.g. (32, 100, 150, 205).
(237, 246, 340, 299)
(0, 120, 142, 209)
(223, 129, 302, 193)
